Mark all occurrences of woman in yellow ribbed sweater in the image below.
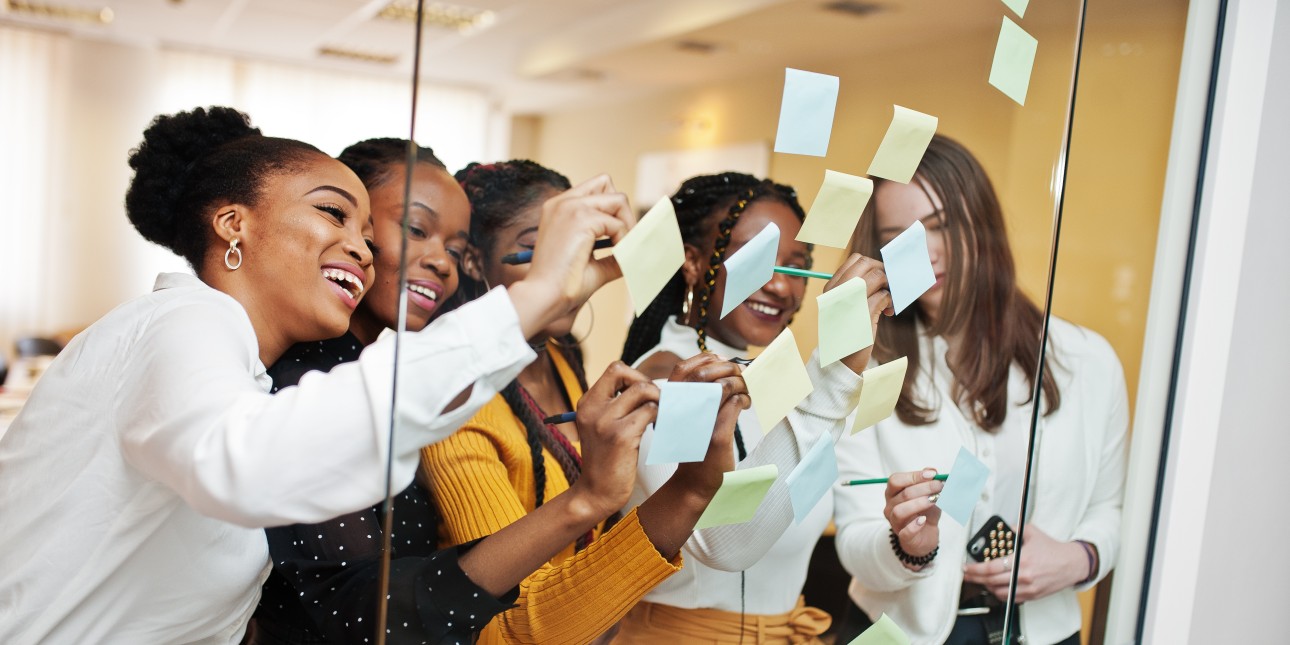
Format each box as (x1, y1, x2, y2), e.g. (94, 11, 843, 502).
(423, 160, 750, 645)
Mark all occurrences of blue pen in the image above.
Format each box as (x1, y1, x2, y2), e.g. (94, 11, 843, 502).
(502, 239, 615, 265)
(542, 411, 578, 425)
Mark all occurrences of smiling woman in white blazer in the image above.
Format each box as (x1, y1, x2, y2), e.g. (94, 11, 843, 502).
(833, 135, 1128, 645)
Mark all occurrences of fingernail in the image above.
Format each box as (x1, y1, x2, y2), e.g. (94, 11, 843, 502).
(928, 494, 939, 504)
(922, 469, 937, 479)
(916, 515, 927, 526)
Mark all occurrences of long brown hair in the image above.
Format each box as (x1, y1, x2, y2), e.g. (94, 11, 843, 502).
(849, 134, 1060, 430)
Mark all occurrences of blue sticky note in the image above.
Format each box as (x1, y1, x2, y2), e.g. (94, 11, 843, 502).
(879, 220, 936, 314)
(785, 433, 839, 524)
(773, 68, 840, 157)
(721, 222, 780, 319)
(936, 447, 991, 526)
(646, 382, 723, 465)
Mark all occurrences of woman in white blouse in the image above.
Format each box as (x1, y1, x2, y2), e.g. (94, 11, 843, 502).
(833, 135, 1128, 645)
(613, 173, 892, 644)
(0, 106, 635, 644)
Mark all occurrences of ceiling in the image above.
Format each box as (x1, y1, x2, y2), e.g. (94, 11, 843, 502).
(0, 0, 1170, 113)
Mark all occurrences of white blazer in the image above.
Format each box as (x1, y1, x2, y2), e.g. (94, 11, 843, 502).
(833, 318, 1129, 645)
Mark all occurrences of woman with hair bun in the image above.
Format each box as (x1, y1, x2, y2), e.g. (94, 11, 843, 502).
(0, 107, 635, 644)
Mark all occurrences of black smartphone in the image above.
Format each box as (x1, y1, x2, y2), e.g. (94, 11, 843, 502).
(966, 515, 1018, 562)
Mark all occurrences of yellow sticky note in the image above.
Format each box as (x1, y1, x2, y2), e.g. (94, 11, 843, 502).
(989, 16, 1038, 106)
(851, 357, 908, 434)
(694, 464, 779, 529)
(817, 277, 874, 367)
(848, 613, 911, 645)
(867, 106, 938, 184)
(743, 328, 815, 431)
(797, 170, 875, 248)
(613, 197, 685, 316)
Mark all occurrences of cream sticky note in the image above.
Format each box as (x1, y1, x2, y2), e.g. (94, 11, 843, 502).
(694, 464, 779, 529)
(848, 613, 912, 645)
(774, 68, 840, 157)
(817, 277, 874, 367)
(786, 433, 839, 524)
(851, 357, 908, 434)
(743, 327, 814, 431)
(880, 220, 936, 314)
(1001, 0, 1029, 18)
(797, 170, 875, 248)
(720, 222, 780, 319)
(990, 16, 1039, 106)
(867, 106, 938, 184)
(613, 197, 685, 316)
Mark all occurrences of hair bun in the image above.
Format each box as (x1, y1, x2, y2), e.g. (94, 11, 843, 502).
(125, 106, 262, 250)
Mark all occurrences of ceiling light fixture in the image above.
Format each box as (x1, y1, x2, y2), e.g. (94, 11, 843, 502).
(376, 1, 496, 34)
(318, 46, 399, 65)
(5, 1, 114, 24)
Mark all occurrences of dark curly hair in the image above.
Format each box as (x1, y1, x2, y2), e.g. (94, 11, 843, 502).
(125, 106, 325, 269)
(619, 172, 808, 366)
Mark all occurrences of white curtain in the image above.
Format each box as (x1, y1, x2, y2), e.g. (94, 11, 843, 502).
(0, 26, 496, 364)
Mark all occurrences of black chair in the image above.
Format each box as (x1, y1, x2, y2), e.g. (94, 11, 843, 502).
(15, 337, 61, 358)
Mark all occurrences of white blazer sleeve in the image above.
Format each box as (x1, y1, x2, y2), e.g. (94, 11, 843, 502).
(1071, 340, 1130, 590)
(116, 286, 534, 528)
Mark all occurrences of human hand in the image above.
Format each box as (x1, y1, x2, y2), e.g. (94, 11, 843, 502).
(569, 361, 660, 518)
(822, 253, 893, 375)
(510, 175, 636, 338)
(961, 525, 1092, 603)
(884, 468, 944, 569)
(666, 353, 750, 498)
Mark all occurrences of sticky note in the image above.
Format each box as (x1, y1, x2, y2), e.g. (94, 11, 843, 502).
(1001, 0, 1029, 18)
(786, 434, 839, 523)
(937, 446, 991, 526)
(848, 613, 911, 645)
(851, 357, 908, 433)
(694, 464, 779, 529)
(646, 382, 723, 465)
(613, 197, 685, 316)
(797, 170, 875, 248)
(742, 327, 814, 431)
(867, 106, 938, 184)
(880, 220, 936, 314)
(773, 68, 840, 157)
(720, 222, 780, 319)
(989, 17, 1039, 106)
(817, 277, 875, 367)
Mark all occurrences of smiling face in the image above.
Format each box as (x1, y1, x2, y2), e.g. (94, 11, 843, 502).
(872, 177, 950, 322)
(699, 199, 810, 349)
(478, 186, 577, 339)
(234, 154, 376, 347)
(349, 162, 472, 341)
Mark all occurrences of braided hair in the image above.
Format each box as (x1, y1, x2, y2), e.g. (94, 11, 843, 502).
(337, 137, 446, 187)
(620, 172, 809, 366)
(455, 160, 597, 545)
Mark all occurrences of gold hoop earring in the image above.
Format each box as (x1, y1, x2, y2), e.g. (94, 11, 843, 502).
(224, 239, 242, 271)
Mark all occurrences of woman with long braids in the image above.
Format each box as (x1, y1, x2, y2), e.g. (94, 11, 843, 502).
(0, 108, 634, 644)
(420, 159, 752, 645)
(248, 139, 667, 644)
(612, 172, 893, 644)
(832, 135, 1127, 645)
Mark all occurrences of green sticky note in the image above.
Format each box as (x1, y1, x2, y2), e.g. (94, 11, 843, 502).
(694, 464, 779, 529)
(797, 170, 875, 248)
(867, 106, 938, 184)
(851, 357, 908, 434)
(848, 613, 911, 645)
(817, 277, 874, 367)
(613, 196, 685, 315)
(989, 16, 1039, 106)
(1001, 0, 1029, 18)
(743, 327, 815, 431)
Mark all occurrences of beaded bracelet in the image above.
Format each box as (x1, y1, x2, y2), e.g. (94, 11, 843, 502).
(1076, 540, 1099, 585)
(889, 529, 938, 567)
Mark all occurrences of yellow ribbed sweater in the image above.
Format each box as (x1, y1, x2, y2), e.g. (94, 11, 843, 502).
(421, 345, 681, 644)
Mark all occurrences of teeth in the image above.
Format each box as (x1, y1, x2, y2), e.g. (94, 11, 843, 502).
(408, 284, 438, 301)
(747, 302, 782, 317)
(322, 268, 364, 298)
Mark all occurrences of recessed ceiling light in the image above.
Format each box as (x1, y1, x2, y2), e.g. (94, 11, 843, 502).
(376, 1, 496, 34)
(6, 1, 114, 24)
(318, 46, 398, 65)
